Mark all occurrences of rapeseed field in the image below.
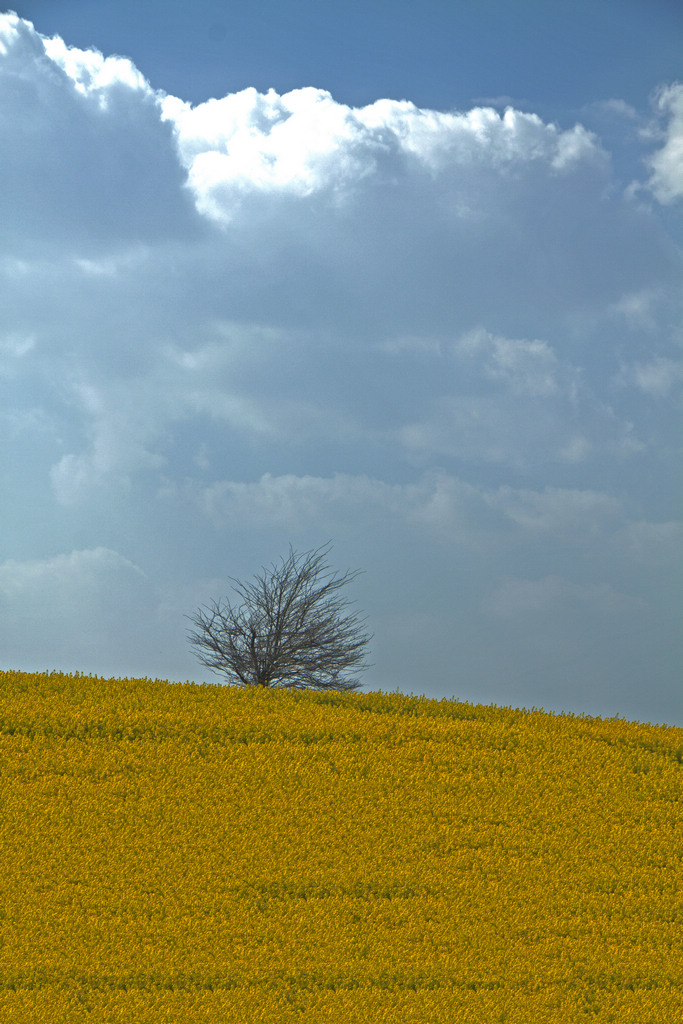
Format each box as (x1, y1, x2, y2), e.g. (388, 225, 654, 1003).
(1, 669, 681, 1022)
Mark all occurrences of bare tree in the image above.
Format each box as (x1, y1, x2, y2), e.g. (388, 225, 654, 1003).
(187, 544, 372, 691)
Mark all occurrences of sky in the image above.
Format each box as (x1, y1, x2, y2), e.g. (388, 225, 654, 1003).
(1, 1, 681, 726)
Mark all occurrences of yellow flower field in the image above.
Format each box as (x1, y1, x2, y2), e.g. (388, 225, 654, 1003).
(1, 669, 681, 1022)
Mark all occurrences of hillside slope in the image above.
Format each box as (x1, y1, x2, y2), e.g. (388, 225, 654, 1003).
(1, 670, 682, 1022)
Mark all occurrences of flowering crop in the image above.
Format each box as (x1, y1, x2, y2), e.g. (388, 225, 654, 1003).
(1, 669, 682, 1022)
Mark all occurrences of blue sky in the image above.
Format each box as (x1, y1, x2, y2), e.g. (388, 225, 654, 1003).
(1, 1, 681, 725)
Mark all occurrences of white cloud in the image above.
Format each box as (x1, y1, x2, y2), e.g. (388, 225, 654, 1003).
(590, 99, 640, 121)
(605, 288, 662, 331)
(0, 548, 148, 673)
(617, 356, 683, 398)
(1, 15, 682, 723)
(491, 486, 622, 538)
(0, 11, 37, 57)
(43, 33, 150, 100)
(0, 19, 672, 494)
(199, 470, 503, 553)
(0, 331, 35, 359)
(0, 546, 217, 683)
(648, 84, 683, 203)
(160, 88, 605, 225)
(454, 328, 560, 396)
(0, 546, 144, 594)
(0, 13, 190, 248)
(397, 392, 630, 468)
(177, 387, 273, 436)
(616, 519, 683, 565)
(384, 326, 644, 468)
(202, 471, 415, 529)
(48, 378, 167, 505)
(557, 436, 592, 463)
(198, 471, 635, 552)
(161, 87, 378, 222)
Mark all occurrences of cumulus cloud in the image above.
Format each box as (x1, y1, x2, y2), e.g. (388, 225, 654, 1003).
(201, 472, 400, 528)
(43, 31, 149, 98)
(0, 546, 223, 683)
(491, 486, 623, 538)
(0, 548, 149, 673)
(453, 329, 560, 397)
(149, 81, 636, 344)
(159, 89, 605, 225)
(199, 470, 500, 547)
(616, 519, 683, 565)
(0, 13, 194, 248)
(48, 376, 169, 505)
(0, 331, 35, 383)
(0, 546, 143, 592)
(648, 84, 683, 203)
(1, 14, 682, 722)
(382, 325, 646, 467)
(590, 98, 640, 122)
(198, 469, 667, 562)
(605, 288, 663, 331)
(397, 391, 639, 468)
(617, 356, 683, 398)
